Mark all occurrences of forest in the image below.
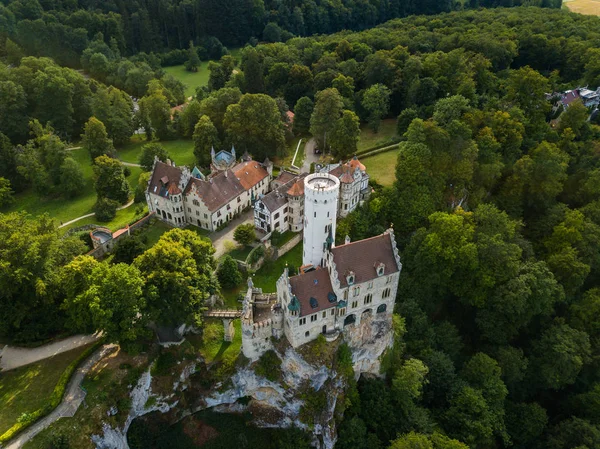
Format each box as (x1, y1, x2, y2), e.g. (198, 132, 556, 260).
(2, 2, 600, 449)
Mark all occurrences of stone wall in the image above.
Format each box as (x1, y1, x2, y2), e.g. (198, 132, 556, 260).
(274, 232, 302, 259)
(128, 212, 155, 232)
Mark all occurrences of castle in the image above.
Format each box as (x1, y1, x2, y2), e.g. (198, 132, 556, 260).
(241, 173, 401, 360)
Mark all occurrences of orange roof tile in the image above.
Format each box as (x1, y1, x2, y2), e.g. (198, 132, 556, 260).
(348, 157, 366, 171)
(233, 161, 269, 190)
(287, 180, 304, 196)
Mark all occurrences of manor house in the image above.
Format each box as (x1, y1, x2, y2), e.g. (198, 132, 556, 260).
(145, 149, 272, 232)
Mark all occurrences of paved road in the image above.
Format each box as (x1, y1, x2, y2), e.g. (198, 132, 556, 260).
(301, 138, 319, 174)
(57, 199, 135, 229)
(3, 344, 117, 449)
(121, 161, 141, 167)
(209, 209, 254, 259)
(0, 334, 101, 371)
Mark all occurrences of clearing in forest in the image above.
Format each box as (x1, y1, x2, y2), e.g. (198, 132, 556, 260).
(564, 0, 600, 16)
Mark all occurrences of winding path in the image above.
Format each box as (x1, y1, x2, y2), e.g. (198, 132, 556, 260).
(57, 199, 135, 229)
(0, 334, 101, 372)
(3, 344, 118, 449)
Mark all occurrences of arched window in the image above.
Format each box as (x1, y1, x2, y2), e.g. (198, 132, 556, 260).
(377, 304, 387, 314)
(305, 331, 310, 338)
(364, 294, 373, 305)
(382, 288, 391, 299)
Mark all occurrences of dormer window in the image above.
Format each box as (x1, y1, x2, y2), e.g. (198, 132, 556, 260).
(346, 270, 355, 285)
(376, 263, 385, 277)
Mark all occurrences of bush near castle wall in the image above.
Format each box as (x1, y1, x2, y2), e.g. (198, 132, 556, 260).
(0, 340, 104, 444)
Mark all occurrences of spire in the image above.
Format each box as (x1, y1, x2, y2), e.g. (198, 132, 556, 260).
(231, 144, 236, 158)
(210, 146, 215, 158)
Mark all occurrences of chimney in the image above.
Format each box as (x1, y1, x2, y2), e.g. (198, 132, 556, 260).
(345, 235, 351, 245)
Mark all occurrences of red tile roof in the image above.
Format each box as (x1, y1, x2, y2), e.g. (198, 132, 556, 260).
(348, 156, 366, 171)
(233, 161, 269, 190)
(289, 267, 338, 317)
(331, 232, 399, 287)
(287, 180, 305, 196)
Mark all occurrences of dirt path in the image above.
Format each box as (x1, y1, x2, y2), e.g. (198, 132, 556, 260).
(0, 334, 101, 371)
(57, 199, 135, 229)
(3, 344, 117, 449)
(121, 161, 141, 167)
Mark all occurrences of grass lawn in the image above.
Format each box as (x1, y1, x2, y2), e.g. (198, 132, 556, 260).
(357, 119, 398, 152)
(0, 343, 93, 436)
(271, 230, 297, 248)
(223, 245, 253, 262)
(136, 220, 173, 247)
(189, 319, 242, 365)
(361, 147, 401, 187)
(164, 65, 211, 98)
(220, 286, 244, 309)
(117, 136, 196, 168)
(162, 47, 242, 99)
(252, 242, 302, 292)
(6, 148, 144, 231)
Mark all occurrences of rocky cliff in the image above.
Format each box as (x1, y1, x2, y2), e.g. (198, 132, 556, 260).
(91, 313, 394, 449)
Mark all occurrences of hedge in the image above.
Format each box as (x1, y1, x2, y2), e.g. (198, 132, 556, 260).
(355, 137, 402, 157)
(0, 339, 105, 444)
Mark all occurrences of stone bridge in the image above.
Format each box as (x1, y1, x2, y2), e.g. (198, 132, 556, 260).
(204, 310, 242, 342)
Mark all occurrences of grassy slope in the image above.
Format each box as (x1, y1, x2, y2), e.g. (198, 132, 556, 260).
(357, 119, 398, 152)
(164, 65, 210, 98)
(252, 243, 303, 292)
(6, 148, 144, 229)
(362, 147, 401, 187)
(117, 136, 196, 168)
(0, 344, 93, 435)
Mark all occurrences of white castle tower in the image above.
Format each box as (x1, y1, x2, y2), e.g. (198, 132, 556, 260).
(303, 172, 340, 267)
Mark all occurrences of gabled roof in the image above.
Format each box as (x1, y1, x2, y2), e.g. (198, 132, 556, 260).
(287, 180, 304, 196)
(348, 156, 366, 171)
(185, 170, 245, 212)
(289, 268, 337, 317)
(561, 90, 581, 107)
(331, 232, 400, 287)
(148, 161, 183, 198)
(233, 161, 269, 190)
(259, 173, 307, 212)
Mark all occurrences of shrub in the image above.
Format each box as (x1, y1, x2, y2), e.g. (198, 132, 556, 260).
(234, 223, 256, 246)
(255, 350, 282, 382)
(152, 351, 177, 377)
(94, 197, 119, 222)
(247, 245, 265, 264)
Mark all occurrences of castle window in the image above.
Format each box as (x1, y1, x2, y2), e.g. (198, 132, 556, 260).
(300, 317, 306, 326)
(382, 288, 391, 299)
(322, 311, 326, 319)
(330, 309, 335, 316)
(188, 207, 191, 213)
(343, 290, 348, 300)
(368, 281, 373, 289)
(364, 294, 373, 305)
(351, 300, 358, 309)
(377, 264, 385, 276)
(311, 314, 317, 322)
(339, 308, 346, 316)
(314, 212, 316, 218)
(353, 286, 360, 297)
(204, 213, 208, 218)
(386, 276, 392, 284)
(305, 331, 310, 338)
(274, 212, 280, 219)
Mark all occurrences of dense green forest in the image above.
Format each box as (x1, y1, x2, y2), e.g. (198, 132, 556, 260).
(4, 4, 600, 449)
(0, 0, 561, 67)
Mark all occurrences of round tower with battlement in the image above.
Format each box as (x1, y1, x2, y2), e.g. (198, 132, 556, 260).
(303, 172, 340, 267)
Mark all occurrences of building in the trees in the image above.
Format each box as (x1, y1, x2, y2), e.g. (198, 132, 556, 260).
(241, 174, 401, 360)
(253, 156, 370, 236)
(146, 156, 272, 231)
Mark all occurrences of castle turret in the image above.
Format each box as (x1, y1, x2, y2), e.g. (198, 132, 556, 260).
(303, 172, 340, 267)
